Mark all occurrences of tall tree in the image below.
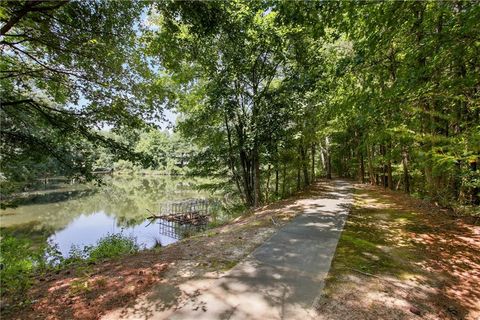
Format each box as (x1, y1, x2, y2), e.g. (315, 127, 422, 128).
(150, 1, 295, 207)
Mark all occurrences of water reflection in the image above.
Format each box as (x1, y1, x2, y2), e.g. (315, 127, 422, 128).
(49, 211, 179, 256)
(1, 176, 215, 256)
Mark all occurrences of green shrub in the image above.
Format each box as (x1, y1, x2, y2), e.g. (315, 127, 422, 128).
(0, 233, 139, 302)
(61, 244, 91, 266)
(0, 236, 38, 297)
(113, 159, 134, 172)
(88, 233, 139, 261)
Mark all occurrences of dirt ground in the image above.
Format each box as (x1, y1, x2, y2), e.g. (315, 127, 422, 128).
(5, 182, 329, 320)
(316, 184, 480, 320)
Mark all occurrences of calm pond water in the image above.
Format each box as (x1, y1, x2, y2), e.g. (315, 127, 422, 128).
(0, 176, 217, 256)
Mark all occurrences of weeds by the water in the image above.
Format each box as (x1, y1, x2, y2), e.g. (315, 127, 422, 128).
(152, 236, 163, 248)
(88, 233, 138, 261)
(0, 236, 38, 298)
(0, 233, 138, 305)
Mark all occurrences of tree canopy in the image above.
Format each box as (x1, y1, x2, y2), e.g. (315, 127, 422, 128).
(1, 0, 478, 210)
(0, 0, 167, 183)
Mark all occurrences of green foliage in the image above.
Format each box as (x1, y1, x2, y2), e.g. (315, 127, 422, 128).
(148, 0, 330, 207)
(113, 159, 136, 173)
(101, 128, 196, 175)
(0, 233, 138, 302)
(0, 236, 38, 297)
(0, 0, 166, 187)
(312, 1, 480, 209)
(88, 233, 139, 261)
(1, 0, 478, 212)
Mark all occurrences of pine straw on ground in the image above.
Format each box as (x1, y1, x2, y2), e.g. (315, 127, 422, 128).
(316, 184, 480, 320)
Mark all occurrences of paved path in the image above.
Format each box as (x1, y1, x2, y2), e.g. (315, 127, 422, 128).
(171, 180, 353, 320)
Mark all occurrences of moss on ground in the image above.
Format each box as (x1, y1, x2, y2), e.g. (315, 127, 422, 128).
(328, 189, 423, 277)
(203, 258, 239, 272)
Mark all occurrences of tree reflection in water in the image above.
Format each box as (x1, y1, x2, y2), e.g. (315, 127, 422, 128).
(1, 175, 218, 257)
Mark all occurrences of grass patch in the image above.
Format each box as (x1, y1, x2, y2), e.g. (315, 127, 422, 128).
(69, 278, 92, 295)
(88, 233, 139, 261)
(204, 258, 239, 272)
(329, 189, 420, 277)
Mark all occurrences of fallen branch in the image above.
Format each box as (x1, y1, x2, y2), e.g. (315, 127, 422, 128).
(271, 217, 277, 226)
(344, 267, 412, 292)
(346, 267, 384, 279)
(147, 211, 210, 226)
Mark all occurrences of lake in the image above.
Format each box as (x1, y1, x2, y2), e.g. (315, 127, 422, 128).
(0, 175, 218, 256)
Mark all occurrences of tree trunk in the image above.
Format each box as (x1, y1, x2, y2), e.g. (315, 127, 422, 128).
(239, 150, 254, 207)
(327, 154, 332, 179)
(356, 133, 365, 183)
(325, 137, 332, 179)
(367, 144, 375, 185)
(300, 145, 310, 186)
(402, 147, 411, 194)
(319, 142, 326, 174)
(296, 165, 301, 191)
(225, 113, 246, 204)
(360, 153, 365, 183)
(387, 144, 393, 191)
(265, 164, 271, 203)
(275, 165, 279, 197)
(311, 143, 316, 182)
(380, 145, 388, 188)
(326, 154, 332, 179)
(253, 148, 261, 207)
(387, 160, 393, 190)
